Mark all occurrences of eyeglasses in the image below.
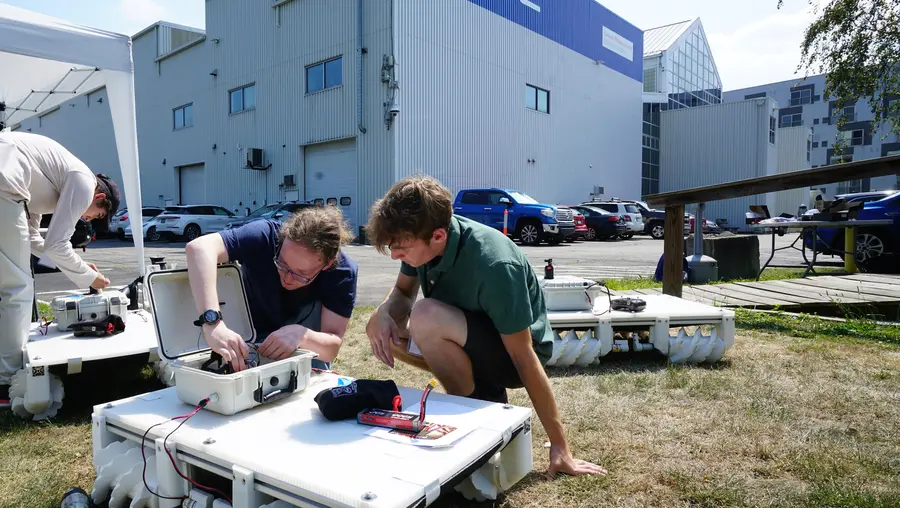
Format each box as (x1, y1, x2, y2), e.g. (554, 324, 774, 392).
(273, 243, 324, 285)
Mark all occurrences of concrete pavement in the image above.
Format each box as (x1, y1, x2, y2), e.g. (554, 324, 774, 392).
(34, 233, 824, 306)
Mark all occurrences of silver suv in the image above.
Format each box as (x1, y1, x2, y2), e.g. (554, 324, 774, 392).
(581, 201, 644, 239)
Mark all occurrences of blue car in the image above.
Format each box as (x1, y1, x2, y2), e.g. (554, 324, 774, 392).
(805, 190, 900, 272)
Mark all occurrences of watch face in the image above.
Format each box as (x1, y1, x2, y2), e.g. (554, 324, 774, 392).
(203, 310, 219, 323)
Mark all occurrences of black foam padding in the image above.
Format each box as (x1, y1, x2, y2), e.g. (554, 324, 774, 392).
(314, 379, 400, 421)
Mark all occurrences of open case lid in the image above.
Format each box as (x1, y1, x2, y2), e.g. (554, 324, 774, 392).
(145, 263, 255, 361)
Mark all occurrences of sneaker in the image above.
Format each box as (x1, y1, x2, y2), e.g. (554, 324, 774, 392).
(0, 385, 10, 409)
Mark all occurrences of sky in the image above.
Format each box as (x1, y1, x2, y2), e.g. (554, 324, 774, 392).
(3, 0, 820, 92)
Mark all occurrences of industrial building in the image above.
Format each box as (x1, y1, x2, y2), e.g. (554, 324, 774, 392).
(659, 98, 811, 229)
(724, 74, 900, 197)
(4, 0, 645, 239)
(640, 19, 723, 198)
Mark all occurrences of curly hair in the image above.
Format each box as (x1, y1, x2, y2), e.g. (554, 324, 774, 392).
(280, 205, 354, 265)
(366, 175, 453, 255)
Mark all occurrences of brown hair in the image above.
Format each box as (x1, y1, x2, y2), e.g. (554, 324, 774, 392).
(366, 175, 453, 255)
(280, 205, 354, 265)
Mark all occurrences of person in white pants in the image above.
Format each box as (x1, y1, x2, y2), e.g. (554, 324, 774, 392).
(0, 131, 120, 407)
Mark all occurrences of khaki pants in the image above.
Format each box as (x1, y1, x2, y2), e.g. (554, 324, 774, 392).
(0, 197, 31, 385)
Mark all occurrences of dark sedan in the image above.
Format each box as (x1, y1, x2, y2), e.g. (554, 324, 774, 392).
(569, 205, 627, 240)
(224, 201, 316, 230)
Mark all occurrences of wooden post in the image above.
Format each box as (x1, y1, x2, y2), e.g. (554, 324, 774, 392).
(663, 204, 685, 297)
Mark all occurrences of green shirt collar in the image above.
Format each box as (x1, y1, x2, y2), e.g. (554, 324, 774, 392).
(428, 216, 462, 273)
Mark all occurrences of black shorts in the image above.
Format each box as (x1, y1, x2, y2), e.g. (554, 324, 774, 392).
(462, 310, 524, 402)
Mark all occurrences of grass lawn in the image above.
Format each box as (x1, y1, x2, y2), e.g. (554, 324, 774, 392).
(605, 267, 848, 292)
(2, 307, 900, 507)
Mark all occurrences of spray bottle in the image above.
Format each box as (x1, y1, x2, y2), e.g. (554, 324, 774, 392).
(544, 259, 554, 280)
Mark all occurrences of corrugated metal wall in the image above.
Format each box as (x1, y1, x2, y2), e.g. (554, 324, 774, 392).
(660, 98, 778, 230)
(133, 27, 210, 209)
(775, 125, 812, 216)
(395, 0, 643, 205)
(203, 0, 394, 234)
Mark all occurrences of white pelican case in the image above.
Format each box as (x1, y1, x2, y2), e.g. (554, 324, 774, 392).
(52, 290, 130, 331)
(145, 263, 317, 415)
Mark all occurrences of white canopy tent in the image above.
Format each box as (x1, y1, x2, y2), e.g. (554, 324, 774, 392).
(0, 2, 146, 276)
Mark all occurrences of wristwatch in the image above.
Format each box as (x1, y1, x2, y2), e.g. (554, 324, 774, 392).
(193, 309, 222, 327)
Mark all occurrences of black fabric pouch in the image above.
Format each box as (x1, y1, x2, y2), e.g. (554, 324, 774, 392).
(314, 379, 401, 421)
(71, 314, 126, 337)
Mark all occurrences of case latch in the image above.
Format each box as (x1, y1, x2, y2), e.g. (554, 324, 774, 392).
(254, 369, 298, 404)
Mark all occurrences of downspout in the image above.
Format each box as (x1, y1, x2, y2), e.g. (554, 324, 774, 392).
(357, 0, 366, 133)
(391, 0, 400, 181)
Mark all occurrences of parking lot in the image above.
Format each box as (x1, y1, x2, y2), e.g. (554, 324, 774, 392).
(33, 232, 823, 306)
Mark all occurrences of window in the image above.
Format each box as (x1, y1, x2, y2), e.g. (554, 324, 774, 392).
(595, 204, 618, 213)
(837, 178, 864, 194)
(213, 207, 234, 216)
(306, 56, 343, 93)
(790, 88, 812, 106)
(173, 103, 193, 130)
(781, 113, 802, 128)
(812, 141, 819, 148)
(832, 105, 856, 122)
(487, 192, 510, 205)
(248, 204, 280, 218)
(839, 129, 864, 146)
(340, 197, 351, 206)
(830, 154, 853, 164)
(460, 191, 487, 205)
(283, 203, 313, 214)
(526, 84, 549, 113)
(822, 140, 828, 147)
(813, 118, 820, 125)
(508, 191, 539, 204)
(229, 84, 256, 114)
(769, 116, 776, 144)
(887, 99, 899, 117)
(807, 140, 811, 162)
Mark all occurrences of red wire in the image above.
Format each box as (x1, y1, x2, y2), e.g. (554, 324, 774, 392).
(140, 399, 233, 505)
(163, 409, 233, 504)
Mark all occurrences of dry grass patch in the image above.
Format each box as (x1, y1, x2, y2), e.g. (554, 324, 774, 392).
(2, 307, 899, 507)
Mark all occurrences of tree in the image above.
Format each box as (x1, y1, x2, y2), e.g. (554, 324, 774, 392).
(779, 0, 900, 151)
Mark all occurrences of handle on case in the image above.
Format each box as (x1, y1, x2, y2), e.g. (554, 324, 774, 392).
(254, 370, 298, 405)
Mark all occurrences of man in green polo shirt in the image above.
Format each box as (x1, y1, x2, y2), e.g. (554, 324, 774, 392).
(365, 175, 607, 478)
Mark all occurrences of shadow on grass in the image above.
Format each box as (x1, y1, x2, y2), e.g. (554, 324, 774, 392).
(0, 356, 165, 431)
(545, 351, 734, 379)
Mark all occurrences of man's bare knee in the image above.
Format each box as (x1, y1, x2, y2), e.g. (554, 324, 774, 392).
(408, 298, 466, 347)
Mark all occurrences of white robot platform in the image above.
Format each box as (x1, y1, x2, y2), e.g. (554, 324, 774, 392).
(544, 277, 735, 367)
(90, 372, 533, 508)
(10, 308, 160, 421)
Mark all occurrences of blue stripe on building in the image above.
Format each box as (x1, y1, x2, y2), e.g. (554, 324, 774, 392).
(467, 0, 644, 83)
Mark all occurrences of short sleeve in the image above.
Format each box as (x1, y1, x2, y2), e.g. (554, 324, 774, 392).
(400, 261, 418, 277)
(318, 253, 358, 318)
(477, 262, 535, 335)
(218, 220, 276, 263)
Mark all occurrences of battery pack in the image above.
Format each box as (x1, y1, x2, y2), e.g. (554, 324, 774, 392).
(357, 408, 422, 433)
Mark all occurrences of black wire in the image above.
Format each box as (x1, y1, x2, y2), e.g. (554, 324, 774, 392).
(161, 409, 232, 503)
(586, 281, 613, 317)
(141, 420, 188, 502)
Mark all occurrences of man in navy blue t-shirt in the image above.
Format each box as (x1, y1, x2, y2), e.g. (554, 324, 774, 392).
(185, 206, 357, 372)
